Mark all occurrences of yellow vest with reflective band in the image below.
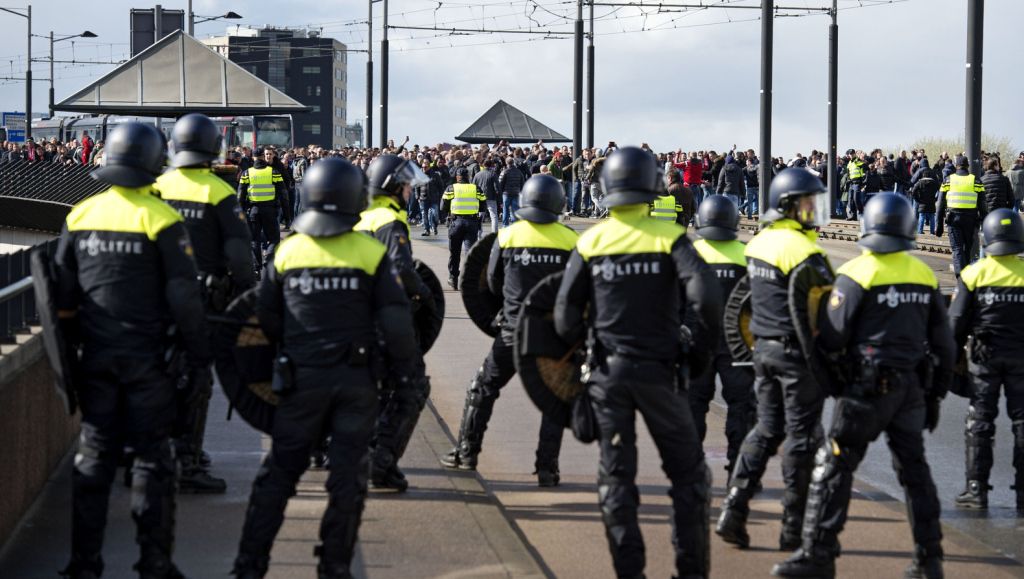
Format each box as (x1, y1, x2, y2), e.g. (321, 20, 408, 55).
(155, 168, 235, 205)
(744, 219, 823, 275)
(451, 183, 481, 215)
(355, 196, 408, 233)
(847, 159, 865, 180)
(497, 219, 579, 250)
(694, 238, 746, 267)
(66, 186, 183, 240)
(577, 204, 684, 259)
(960, 255, 1024, 291)
(274, 231, 387, 275)
(947, 174, 980, 210)
(650, 194, 680, 222)
(837, 250, 938, 290)
(246, 166, 277, 203)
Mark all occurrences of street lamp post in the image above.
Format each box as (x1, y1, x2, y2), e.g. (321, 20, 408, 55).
(47, 30, 97, 118)
(0, 5, 31, 139)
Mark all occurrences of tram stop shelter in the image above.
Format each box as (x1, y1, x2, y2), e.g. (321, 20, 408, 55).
(53, 29, 309, 117)
(456, 100, 569, 144)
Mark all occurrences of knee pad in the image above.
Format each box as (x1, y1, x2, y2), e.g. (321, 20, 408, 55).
(965, 405, 996, 442)
(598, 481, 641, 528)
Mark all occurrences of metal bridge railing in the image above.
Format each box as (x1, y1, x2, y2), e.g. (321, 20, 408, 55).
(0, 239, 57, 344)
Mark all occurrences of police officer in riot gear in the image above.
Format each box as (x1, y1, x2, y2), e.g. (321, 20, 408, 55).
(949, 208, 1024, 513)
(156, 113, 255, 494)
(555, 146, 721, 578)
(689, 195, 756, 478)
(238, 148, 289, 271)
(772, 193, 954, 579)
(56, 122, 208, 579)
(441, 167, 486, 289)
(232, 158, 425, 579)
(717, 168, 835, 551)
(441, 174, 579, 486)
(357, 154, 435, 492)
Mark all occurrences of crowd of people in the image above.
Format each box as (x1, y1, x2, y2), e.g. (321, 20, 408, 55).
(0, 132, 102, 166)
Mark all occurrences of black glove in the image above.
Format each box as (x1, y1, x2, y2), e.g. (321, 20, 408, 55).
(924, 394, 942, 432)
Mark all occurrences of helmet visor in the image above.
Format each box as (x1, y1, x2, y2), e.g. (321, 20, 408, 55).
(795, 190, 831, 228)
(388, 159, 430, 189)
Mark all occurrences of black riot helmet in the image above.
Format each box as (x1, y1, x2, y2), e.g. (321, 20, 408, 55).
(858, 193, 916, 253)
(91, 121, 166, 188)
(599, 146, 665, 208)
(366, 154, 429, 198)
(456, 167, 470, 181)
(516, 174, 565, 224)
(695, 194, 740, 241)
(292, 158, 368, 237)
(169, 113, 222, 168)
(764, 168, 830, 229)
(981, 208, 1024, 256)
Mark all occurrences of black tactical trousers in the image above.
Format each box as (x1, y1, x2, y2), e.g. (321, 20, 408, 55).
(688, 350, 756, 473)
(248, 204, 280, 268)
(71, 353, 177, 577)
(456, 333, 564, 467)
(590, 354, 710, 578)
(802, 372, 942, 561)
(447, 217, 481, 279)
(374, 356, 430, 470)
(172, 358, 212, 464)
(966, 357, 1024, 487)
(236, 365, 378, 576)
(730, 338, 825, 533)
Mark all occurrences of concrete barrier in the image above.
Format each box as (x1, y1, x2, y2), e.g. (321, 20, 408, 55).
(0, 332, 79, 548)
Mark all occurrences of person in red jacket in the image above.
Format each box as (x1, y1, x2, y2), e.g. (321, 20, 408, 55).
(80, 131, 94, 165)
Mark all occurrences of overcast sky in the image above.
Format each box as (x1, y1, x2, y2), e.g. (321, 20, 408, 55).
(0, 0, 1020, 155)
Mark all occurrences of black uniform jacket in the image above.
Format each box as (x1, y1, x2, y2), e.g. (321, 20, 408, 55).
(949, 254, 1024, 357)
(487, 219, 579, 327)
(554, 203, 721, 361)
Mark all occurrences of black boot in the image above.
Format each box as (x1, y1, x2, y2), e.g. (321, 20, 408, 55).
(60, 555, 103, 579)
(370, 448, 409, 492)
(178, 455, 227, 494)
(715, 487, 752, 549)
(535, 461, 560, 487)
(771, 547, 836, 578)
(954, 480, 988, 509)
(1013, 421, 1024, 514)
(448, 275, 458, 290)
(440, 382, 492, 471)
(779, 510, 803, 551)
(904, 558, 943, 579)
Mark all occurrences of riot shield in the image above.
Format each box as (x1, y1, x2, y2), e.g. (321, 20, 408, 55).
(513, 271, 585, 428)
(212, 288, 276, 434)
(30, 249, 78, 415)
(788, 260, 836, 390)
(413, 259, 445, 353)
(461, 232, 502, 337)
(723, 275, 755, 365)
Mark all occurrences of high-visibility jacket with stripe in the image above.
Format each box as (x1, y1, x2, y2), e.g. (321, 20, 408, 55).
(241, 166, 281, 203)
(847, 159, 865, 181)
(443, 183, 486, 216)
(650, 194, 682, 222)
(941, 173, 985, 210)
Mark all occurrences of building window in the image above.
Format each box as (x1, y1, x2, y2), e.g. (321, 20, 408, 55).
(304, 124, 322, 135)
(335, 125, 342, 137)
(302, 66, 320, 74)
(315, 86, 322, 96)
(306, 86, 312, 97)
(248, 66, 259, 75)
(335, 88, 341, 99)
(335, 50, 346, 63)
(335, 107, 342, 118)
(311, 105, 321, 113)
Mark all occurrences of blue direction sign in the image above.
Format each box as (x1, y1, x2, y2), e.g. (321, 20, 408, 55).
(2, 111, 26, 142)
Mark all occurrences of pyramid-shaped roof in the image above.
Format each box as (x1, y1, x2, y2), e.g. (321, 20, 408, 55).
(55, 30, 310, 116)
(456, 100, 569, 144)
